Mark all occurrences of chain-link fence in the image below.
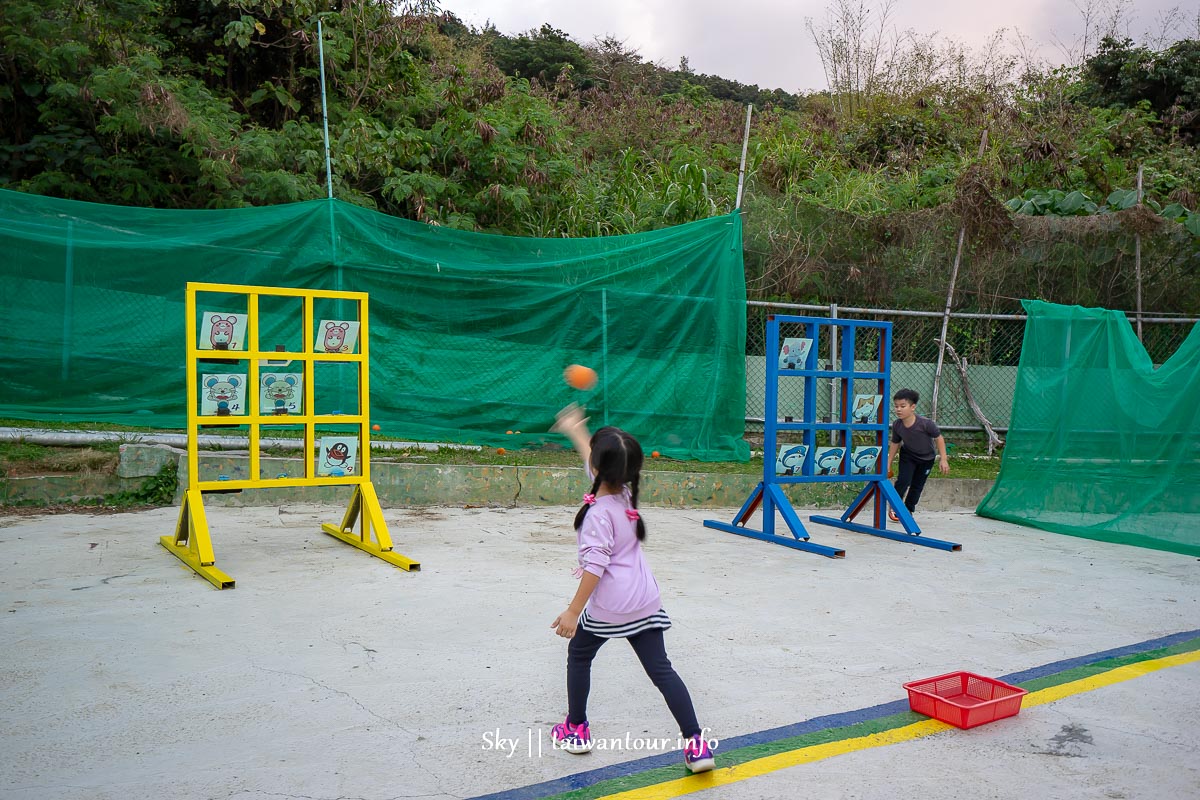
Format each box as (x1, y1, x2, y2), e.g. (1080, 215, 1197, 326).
(745, 301, 1198, 442)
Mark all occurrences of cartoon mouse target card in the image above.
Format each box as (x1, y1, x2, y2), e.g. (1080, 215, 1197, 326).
(317, 436, 358, 477)
(315, 320, 360, 353)
(199, 312, 247, 351)
(260, 373, 303, 415)
(200, 374, 247, 416)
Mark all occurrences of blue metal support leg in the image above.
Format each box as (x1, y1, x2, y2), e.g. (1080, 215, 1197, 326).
(704, 483, 845, 558)
(810, 480, 961, 551)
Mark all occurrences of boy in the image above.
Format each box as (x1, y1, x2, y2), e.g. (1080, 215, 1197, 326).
(886, 389, 949, 522)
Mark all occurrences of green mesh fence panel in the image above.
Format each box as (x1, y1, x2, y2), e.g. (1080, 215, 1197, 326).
(0, 189, 750, 461)
(977, 300, 1200, 556)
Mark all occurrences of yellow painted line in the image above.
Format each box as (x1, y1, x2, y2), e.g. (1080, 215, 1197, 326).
(600, 649, 1200, 800)
(597, 720, 951, 800)
(1022, 649, 1200, 709)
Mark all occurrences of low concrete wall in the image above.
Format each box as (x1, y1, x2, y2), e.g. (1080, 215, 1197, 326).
(177, 452, 864, 509)
(2, 444, 993, 512)
(0, 473, 147, 505)
(173, 448, 997, 512)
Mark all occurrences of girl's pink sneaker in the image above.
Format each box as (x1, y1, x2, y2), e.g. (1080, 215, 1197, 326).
(683, 734, 715, 773)
(551, 717, 593, 754)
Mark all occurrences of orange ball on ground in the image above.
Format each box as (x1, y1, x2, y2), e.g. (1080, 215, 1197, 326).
(496, 447, 506, 455)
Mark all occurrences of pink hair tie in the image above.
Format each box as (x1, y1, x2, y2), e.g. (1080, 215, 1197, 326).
(625, 509, 640, 521)
(582, 493, 596, 505)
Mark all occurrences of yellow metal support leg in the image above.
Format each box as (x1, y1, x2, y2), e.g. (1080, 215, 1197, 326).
(321, 483, 420, 571)
(160, 489, 236, 589)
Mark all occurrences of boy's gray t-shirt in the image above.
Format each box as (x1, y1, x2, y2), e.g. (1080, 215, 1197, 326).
(891, 415, 941, 460)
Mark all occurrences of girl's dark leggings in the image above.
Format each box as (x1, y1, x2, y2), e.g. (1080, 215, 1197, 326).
(566, 625, 701, 738)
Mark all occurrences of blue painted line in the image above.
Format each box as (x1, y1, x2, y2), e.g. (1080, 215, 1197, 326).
(471, 699, 914, 800)
(469, 628, 1200, 800)
(998, 628, 1200, 685)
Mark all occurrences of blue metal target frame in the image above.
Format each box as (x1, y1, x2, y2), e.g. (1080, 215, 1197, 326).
(704, 314, 960, 557)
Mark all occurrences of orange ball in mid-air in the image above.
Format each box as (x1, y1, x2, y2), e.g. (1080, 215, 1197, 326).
(564, 364, 598, 391)
(371, 424, 381, 431)
(651, 451, 660, 458)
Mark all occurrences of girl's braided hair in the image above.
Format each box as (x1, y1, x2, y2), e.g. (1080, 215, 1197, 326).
(574, 426, 646, 540)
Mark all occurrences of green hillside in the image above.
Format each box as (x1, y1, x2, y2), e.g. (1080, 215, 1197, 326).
(3, 2, 1197, 313)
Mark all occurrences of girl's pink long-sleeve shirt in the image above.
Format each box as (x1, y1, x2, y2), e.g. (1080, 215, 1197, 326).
(576, 478, 662, 624)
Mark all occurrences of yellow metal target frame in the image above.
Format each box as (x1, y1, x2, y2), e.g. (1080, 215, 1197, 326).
(161, 282, 419, 589)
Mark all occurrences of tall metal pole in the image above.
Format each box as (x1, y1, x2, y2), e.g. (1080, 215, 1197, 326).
(734, 104, 753, 209)
(317, 19, 339, 281)
(1135, 164, 1144, 342)
(317, 19, 334, 201)
(601, 288, 610, 427)
(931, 128, 988, 422)
(318, 15, 341, 405)
(61, 220, 74, 381)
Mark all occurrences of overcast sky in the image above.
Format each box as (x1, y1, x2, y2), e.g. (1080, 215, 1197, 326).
(444, 1, 1196, 93)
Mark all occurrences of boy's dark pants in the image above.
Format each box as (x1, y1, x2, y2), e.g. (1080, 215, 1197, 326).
(567, 625, 700, 738)
(894, 449, 936, 512)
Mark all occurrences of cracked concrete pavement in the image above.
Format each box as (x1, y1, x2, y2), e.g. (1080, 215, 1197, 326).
(1, 504, 1198, 800)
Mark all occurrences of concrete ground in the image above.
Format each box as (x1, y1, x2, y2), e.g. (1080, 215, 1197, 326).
(1, 503, 1198, 800)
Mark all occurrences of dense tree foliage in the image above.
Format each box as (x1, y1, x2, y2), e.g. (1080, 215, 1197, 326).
(1077, 36, 1200, 141)
(1, 1, 1197, 312)
(488, 23, 591, 87)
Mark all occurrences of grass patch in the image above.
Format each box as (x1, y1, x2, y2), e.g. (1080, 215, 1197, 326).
(1, 442, 120, 477)
(371, 443, 999, 479)
(935, 452, 1002, 480)
(103, 462, 178, 508)
(0, 417, 175, 434)
(374, 444, 765, 475)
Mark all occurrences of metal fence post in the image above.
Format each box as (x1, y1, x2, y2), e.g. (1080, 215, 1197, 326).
(1135, 165, 1144, 342)
(829, 302, 838, 442)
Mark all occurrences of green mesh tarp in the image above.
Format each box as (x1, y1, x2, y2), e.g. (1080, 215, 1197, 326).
(0, 189, 750, 461)
(977, 300, 1200, 556)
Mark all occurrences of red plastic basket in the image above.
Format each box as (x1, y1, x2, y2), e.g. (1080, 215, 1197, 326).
(903, 671, 1028, 729)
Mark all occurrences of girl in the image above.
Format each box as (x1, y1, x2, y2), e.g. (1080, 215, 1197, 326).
(548, 404, 715, 773)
